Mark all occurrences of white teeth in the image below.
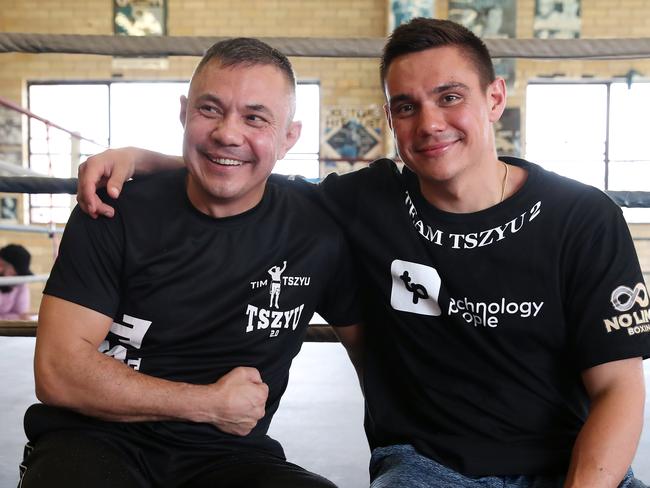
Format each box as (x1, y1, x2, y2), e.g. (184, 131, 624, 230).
(207, 156, 243, 166)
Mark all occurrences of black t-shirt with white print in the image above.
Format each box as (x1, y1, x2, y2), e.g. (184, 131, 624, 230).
(321, 156, 650, 476)
(42, 168, 360, 456)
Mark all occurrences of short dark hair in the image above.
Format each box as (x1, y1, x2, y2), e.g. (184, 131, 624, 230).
(194, 37, 296, 94)
(380, 17, 496, 90)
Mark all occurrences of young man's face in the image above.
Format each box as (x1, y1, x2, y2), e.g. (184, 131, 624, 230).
(180, 61, 301, 217)
(384, 45, 505, 187)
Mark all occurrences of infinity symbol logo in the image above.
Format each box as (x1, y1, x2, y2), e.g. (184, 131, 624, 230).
(611, 283, 649, 312)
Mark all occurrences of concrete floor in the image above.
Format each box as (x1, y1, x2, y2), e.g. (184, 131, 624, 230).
(1, 338, 649, 487)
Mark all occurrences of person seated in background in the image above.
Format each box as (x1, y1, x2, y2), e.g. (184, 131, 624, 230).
(0, 244, 32, 317)
(19, 37, 361, 488)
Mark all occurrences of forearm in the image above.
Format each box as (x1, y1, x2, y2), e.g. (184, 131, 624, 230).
(564, 382, 644, 487)
(35, 346, 209, 423)
(128, 147, 184, 174)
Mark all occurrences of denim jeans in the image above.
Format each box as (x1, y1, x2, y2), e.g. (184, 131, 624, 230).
(369, 444, 646, 488)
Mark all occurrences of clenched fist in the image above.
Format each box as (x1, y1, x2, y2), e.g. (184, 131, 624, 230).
(208, 367, 269, 436)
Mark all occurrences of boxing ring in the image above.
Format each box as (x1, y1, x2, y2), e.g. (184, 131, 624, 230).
(1, 30, 650, 488)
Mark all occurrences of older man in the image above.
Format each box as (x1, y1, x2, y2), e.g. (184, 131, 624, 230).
(21, 38, 361, 488)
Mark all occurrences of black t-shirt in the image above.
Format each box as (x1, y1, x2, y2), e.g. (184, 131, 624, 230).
(43, 168, 360, 456)
(321, 157, 650, 476)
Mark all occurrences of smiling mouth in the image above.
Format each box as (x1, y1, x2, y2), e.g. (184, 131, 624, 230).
(205, 154, 244, 166)
(417, 141, 454, 153)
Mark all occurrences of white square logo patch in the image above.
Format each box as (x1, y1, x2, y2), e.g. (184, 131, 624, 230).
(390, 260, 442, 316)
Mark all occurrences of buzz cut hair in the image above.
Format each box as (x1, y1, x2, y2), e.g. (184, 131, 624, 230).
(194, 37, 296, 95)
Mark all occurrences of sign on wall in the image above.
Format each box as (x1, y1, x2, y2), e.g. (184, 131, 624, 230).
(321, 106, 383, 177)
(114, 0, 166, 36)
(449, 0, 517, 90)
(533, 0, 581, 39)
(0, 197, 17, 222)
(448, 0, 516, 39)
(388, 0, 436, 32)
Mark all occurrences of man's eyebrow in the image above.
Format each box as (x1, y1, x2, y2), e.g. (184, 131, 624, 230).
(388, 82, 470, 106)
(246, 103, 274, 118)
(195, 93, 221, 104)
(430, 82, 469, 94)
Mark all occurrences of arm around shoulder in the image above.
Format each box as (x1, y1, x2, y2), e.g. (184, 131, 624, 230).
(78, 147, 184, 218)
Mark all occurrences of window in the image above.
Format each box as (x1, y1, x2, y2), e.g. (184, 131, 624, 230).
(28, 81, 320, 224)
(525, 82, 650, 222)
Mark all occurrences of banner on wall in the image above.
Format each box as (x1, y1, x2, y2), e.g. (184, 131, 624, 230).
(114, 0, 166, 36)
(448, 0, 516, 39)
(449, 0, 517, 89)
(321, 106, 383, 178)
(1, 197, 17, 222)
(388, 0, 436, 32)
(495, 107, 521, 157)
(533, 0, 581, 39)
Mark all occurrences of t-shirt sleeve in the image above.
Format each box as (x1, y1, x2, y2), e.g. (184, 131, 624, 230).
(564, 192, 650, 370)
(314, 226, 362, 327)
(44, 204, 124, 319)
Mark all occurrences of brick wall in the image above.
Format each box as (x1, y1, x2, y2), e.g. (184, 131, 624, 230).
(1, 0, 650, 312)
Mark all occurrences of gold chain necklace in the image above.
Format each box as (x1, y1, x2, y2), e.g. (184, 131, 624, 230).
(499, 162, 509, 203)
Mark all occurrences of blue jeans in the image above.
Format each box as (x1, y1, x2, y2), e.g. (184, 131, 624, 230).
(369, 444, 646, 488)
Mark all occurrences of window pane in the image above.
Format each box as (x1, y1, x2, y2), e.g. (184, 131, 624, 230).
(110, 82, 188, 156)
(290, 84, 320, 154)
(525, 84, 607, 188)
(609, 82, 650, 195)
(29, 84, 109, 149)
(610, 82, 650, 164)
(278, 83, 320, 178)
(29, 154, 73, 178)
(608, 161, 650, 191)
(30, 206, 70, 224)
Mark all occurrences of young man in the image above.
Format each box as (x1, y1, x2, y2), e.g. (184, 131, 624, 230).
(77, 19, 650, 488)
(21, 38, 361, 488)
(0, 244, 32, 317)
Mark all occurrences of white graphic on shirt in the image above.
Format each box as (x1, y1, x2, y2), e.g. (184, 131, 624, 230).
(245, 304, 305, 334)
(604, 282, 650, 335)
(447, 296, 544, 328)
(98, 314, 152, 371)
(246, 262, 310, 337)
(611, 283, 649, 312)
(404, 191, 542, 249)
(390, 260, 442, 316)
(268, 261, 287, 308)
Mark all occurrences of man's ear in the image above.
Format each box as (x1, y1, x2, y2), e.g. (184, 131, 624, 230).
(487, 77, 507, 123)
(179, 95, 188, 128)
(383, 102, 394, 132)
(279, 120, 302, 159)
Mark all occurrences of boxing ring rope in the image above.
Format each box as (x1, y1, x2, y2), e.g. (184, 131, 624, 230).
(0, 275, 49, 287)
(2, 33, 650, 59)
